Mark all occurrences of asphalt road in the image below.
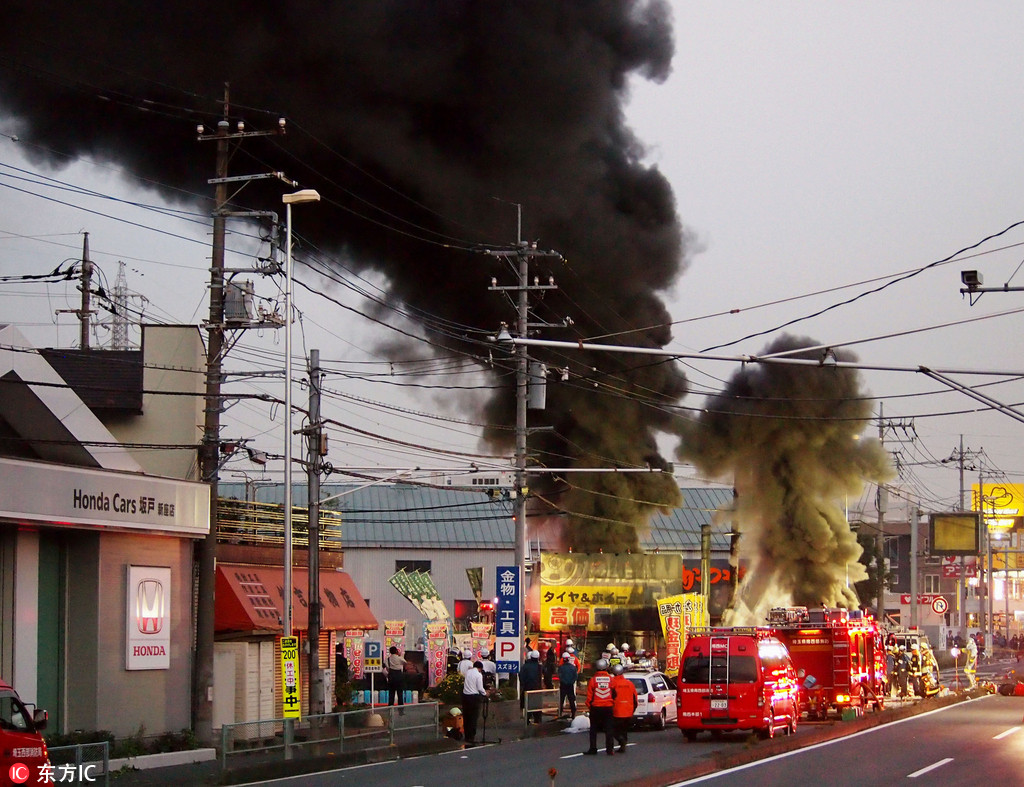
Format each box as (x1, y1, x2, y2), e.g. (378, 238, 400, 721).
(662, 694, 1021, 787)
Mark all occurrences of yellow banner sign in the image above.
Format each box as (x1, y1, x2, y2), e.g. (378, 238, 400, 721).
(280, 635, 301, 719)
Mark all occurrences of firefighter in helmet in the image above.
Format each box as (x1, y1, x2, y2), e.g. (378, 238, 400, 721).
(909, 642, 923, 697)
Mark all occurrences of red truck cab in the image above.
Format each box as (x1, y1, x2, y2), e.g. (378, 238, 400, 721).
(0, 679, 49, 785)
(676, 630, 799, 741)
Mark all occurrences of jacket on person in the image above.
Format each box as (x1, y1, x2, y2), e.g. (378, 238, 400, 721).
(611, 674, 638, 718)
(587, 669, 614, 708)
(558, 660, 579, 687)
(521, 657, 543, 691)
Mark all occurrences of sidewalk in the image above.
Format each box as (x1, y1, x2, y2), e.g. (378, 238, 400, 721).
(108, 702, 558, 786)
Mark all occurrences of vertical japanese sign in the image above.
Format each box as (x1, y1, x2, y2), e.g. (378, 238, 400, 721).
(343, 629, 366, 680)
(425, 621, 449, 687)
(657, 595, 684, 679)
(494, 565, 521, 673)
(384, 620, 407, 654)
(280, 635, 301, 718)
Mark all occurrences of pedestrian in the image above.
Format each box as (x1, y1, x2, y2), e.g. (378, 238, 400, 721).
(543, 646, 556, 689)
(583, 658, 615, 756)
(461, 661, 488, 745)
(447, 646, 460, 675)
(610, 663, 638, 753)
(520, 648, 543, 724)
(558, 651, 579, 718)
(386, 646, 407, 708)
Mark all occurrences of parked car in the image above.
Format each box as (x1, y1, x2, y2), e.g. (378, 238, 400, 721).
(0, 678, 49, 784)
(623, 669, 677, 730)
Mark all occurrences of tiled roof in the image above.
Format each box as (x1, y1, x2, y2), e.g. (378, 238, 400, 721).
(219, 482, 736, 551)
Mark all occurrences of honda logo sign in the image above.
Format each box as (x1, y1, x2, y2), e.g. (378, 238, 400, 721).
(126, 566, 171, 670)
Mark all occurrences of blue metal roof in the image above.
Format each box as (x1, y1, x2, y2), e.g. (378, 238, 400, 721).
(218, 482, 735, 551)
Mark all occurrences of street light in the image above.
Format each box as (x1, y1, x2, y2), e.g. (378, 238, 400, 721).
(282, 188, 320, 637)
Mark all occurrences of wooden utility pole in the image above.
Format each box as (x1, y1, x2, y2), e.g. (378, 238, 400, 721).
(79, 232, 92, 349)
(194, 93, 231, 745)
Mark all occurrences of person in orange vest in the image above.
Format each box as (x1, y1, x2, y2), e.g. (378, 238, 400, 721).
(610, 663, 638, 753)
(584, 658, 615, 756)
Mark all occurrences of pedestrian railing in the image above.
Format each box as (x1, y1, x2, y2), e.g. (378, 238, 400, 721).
(218, 702, 440, 772)
(522, 688, 561, 732)
(48, 741, 110, 787)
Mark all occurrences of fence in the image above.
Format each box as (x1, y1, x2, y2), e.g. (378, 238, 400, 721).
(219, 702, 440, 772)
(48, 741, 110, 787)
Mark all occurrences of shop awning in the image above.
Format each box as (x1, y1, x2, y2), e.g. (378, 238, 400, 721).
(215, 563, 377, 633)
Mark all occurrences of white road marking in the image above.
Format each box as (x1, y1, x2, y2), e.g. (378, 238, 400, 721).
(993, 725, 1021, 740)
(908, 757, 953, 778)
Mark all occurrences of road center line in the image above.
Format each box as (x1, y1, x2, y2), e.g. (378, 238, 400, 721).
(908, 758, 953, 778)
(993, 726, 1021, 740)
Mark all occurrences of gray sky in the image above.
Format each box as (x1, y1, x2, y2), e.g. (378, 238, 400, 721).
(4, 2, 1024, 519)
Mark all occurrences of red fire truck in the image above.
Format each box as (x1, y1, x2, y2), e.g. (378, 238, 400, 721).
(765, 607, 886, 720)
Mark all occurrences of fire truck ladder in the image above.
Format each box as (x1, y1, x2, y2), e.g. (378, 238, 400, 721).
(833, 636, 850, 702)
(709, 635, 731, 720)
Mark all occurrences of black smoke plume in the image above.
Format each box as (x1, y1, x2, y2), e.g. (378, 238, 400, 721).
(1, 2, 688, 549)
(679, 335, 892, 624)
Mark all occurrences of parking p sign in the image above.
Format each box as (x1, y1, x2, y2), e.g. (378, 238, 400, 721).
(495, 565, 521, 673)
(364, 640, 383, 673)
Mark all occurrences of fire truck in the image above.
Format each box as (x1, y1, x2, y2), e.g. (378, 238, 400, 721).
(764, 607, 887, 720)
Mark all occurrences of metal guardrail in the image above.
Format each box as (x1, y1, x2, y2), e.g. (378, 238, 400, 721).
(218, 702, 440, 772)
(48, 741, 110, 787)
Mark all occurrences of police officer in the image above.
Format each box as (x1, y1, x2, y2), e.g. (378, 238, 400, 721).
(896, 645, 911, 698)
(584, 658, 615, 756)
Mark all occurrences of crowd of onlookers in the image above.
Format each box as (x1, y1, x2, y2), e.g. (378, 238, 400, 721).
(947, 629, 1024, 661)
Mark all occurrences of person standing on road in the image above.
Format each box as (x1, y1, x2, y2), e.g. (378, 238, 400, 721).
(558, 652, 579, 719)
(462, 661, 489, 745)
(583, 658, 615, 756)
(610, 664, 638, 753)
(521, 648, 543, 724)
(896, 645, 911, 698)
(543, 646, 556, 689)
(386, 646, 407, 708)
(964, 635, 978, 688)
(458, 648, 475, 676)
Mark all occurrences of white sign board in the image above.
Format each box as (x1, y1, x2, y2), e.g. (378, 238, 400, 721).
(126, 565, 171, 670)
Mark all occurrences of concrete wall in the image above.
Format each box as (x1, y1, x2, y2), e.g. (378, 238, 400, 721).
(86, 532, 193, 737)
(104, 325, 204, 482)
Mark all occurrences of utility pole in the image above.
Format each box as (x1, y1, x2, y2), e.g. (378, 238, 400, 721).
(79, 232, 92, 349)
(947, 436, 983, 631)
(194, 87, 291, 743)
(193, 105, 230, 745)
(487, 211, 560, 646)
(306, 349, 325, 716)
(910, 503, 920, 629)
(874, 404, 915, 622)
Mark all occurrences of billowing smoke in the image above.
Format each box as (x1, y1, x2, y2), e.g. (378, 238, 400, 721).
(679, 335, 892, 624)
(1, 3, 688, 547)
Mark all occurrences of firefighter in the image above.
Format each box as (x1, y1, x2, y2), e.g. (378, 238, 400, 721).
(964, 635, 978, 688)
(909, 642, 923, 697)
(608, 646, 623, 671)
(583, 658, 615, 756)
(919, 640, 940, 696)
(885, 642, 897, 697)
(558, 651, 579, 719)
(610, 663, 638, 753)
(896, 645, 911, 698)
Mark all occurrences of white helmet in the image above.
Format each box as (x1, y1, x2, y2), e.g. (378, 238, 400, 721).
(595, 658, 609, 671)
(529, 649, 540, 659)
(566, 639, 574, 646)
(568, 647, 576, 654)
(463, 649, 473, 659)
(562, 652, 571, 660)
(607, 643, 616, 650)
(480, 648, 490, 657)
(621, 643, 630, 651)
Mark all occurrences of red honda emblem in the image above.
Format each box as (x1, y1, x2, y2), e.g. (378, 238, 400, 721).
(137, 578, 165, 634)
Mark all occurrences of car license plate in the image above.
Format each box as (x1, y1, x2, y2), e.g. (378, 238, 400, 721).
(710, 699, 728, 710)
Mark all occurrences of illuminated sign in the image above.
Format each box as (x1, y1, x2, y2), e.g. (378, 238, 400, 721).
(972, 483, 1024, 531)
(126, 566, 170, 670)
